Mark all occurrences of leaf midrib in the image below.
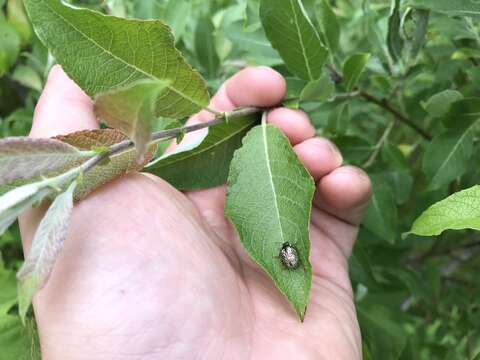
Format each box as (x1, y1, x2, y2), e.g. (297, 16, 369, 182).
(0, 151, 81, 163)
(43, 0, 205, 109)
(431, 127, 472, 184)
(289, 0, 313, 80)
(262, 124, 285, 246)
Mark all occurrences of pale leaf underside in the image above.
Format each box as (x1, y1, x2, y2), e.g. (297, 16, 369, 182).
(17, 180, 77, 322)
(0, 137, 88, 185)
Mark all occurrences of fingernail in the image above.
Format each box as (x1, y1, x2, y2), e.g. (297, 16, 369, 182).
(328, 140, 343, 166)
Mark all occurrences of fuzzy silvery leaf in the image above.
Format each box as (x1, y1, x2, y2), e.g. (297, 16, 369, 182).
(17, 180, 77, 324)
(0, 137, 91, 186)
(0, 182, 54, 236)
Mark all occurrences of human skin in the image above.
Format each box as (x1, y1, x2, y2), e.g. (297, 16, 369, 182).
(19, 65, 371, 360)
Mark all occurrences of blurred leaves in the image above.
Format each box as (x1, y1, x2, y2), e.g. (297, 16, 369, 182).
(315, 0, 340, 53)
(17, 181, 76, 323)
(423, 125, 475, 190)
(343, 53, 370, 91)
(387, 0, 403, 62)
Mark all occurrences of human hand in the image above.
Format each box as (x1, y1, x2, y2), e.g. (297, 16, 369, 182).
(20, 65, 371, 360)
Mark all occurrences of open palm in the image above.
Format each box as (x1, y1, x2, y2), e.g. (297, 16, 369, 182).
(20, 66, 371, 360)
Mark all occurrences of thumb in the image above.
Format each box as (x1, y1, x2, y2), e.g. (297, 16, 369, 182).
(29, 65, 99, 138)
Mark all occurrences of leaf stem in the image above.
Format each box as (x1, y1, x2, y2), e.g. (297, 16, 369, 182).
(326, 64, 433, 140)
(205, 106, 224, 117)
(83, 106, 263, 175)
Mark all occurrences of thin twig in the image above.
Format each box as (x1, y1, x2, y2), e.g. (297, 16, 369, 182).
(325, 64, 433, 140)
(83, 106, 263, 175)
(358, 90, 432, 140)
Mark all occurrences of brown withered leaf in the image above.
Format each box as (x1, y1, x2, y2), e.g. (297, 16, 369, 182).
(54, 129, 156, 200)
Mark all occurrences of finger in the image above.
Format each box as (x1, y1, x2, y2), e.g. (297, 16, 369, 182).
(188, 66, 286, 124)
(314, 166, 372, 226)
(267, 108, 316, 145)
(167, 66, 286, 154)
(293, 137, 343, 181)
(30, 65, 99, 138)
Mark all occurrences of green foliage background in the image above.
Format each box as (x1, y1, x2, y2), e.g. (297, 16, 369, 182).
(1, 0, 479, 359)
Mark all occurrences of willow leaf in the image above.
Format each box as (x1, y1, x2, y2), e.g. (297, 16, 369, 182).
(94, 79, 169, 161)
(260, 0, 328, 80)
(407, 185, 480, 237)
(225, 123, 315, 320)
(55, 129, 156, 200)
(23, 0, 209, 119)
(0, 137, 91, 186)
(17, 180, 77, 324)
(146, 115, 258, 190)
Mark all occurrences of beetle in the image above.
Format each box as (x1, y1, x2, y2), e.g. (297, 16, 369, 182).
(279, 242, 300, 270)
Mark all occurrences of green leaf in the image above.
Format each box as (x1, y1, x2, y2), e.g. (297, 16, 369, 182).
(94, 79, 169, 161)
(0, 19, 21, 76)
(315, 0, 340, 53)
(195, 17, 220, 78)
(407, 0, 480, 17)
(406, 9, 430, 59)
(443, 97, 480, 129)
(333, 135, 373, 164)
(363, 179, 398, 243)
(0, 137, 91, 186)
(407, 185, 480, 237)
(163, 0, 191, 41)
(0, 315, 39, 360)
(11, 65, 43, 91)
(358, 303, 408, 360)
(6, 0, 32, 44)
(17, 180, 77, 324)
(299, 74, 335, 103)
(225, 123, 315, 320)
(23, 0, 209, 119)
(423, 89, 464, 118)
(423, 126, 474, 190)
(387, 0, 404, 62)
(0, 266, 17, 316)
(146, 114, 259, 190)
(452, 47, 480, 60)
(260, 0, 328, 80)
(343, 53, 370, 91)
(327, 102, 350, 136)
(224, 22, 282, 65)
